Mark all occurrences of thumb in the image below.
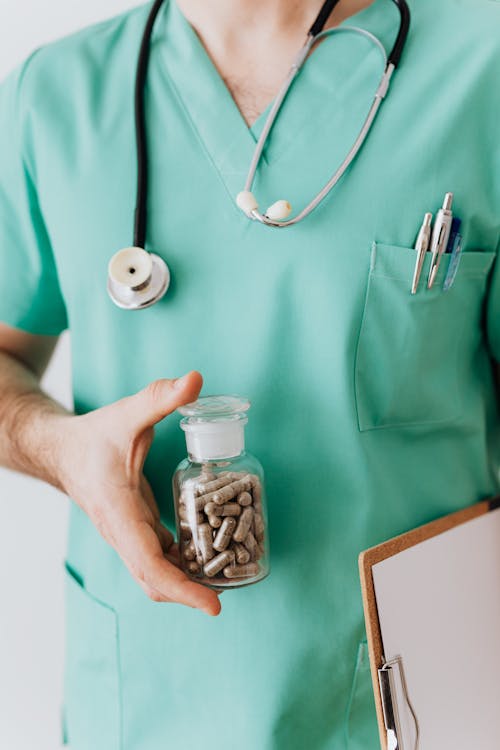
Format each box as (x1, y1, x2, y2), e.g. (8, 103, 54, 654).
(118, 371, 203, 432)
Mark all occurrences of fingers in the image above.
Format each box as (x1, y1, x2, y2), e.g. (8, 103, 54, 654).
(117, 371, 203, 433)
(140, 478, 176, 555)
(120, 517, 221, 616)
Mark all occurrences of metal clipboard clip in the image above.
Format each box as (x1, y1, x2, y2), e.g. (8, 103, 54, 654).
(378, 656, 420, 750)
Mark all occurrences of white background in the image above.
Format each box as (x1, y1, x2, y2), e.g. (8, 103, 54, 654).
(0, 2, 140, 748)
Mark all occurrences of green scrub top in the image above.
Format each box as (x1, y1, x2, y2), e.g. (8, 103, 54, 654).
(1, 0, 500, 747)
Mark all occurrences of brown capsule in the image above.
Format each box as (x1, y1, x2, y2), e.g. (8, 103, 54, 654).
(203, 550, 235, 578)
(221, 503, 242, 517)
(233, 542, 251, 564)
(223, 562, 260, 579)
(197, 523, 215, 563)
(182, 541, 196, 561)
(243, 530, 258, 560)
(199, 467, 217, 481)
(211, 475, 254, 505)
(237, 491, 253, 507)
(179, 507, 204, 525)
(194, 473, 240, 497)
(213, 517, 237, 552)
(186, 560, 201, 575)
(233, 506, 254, 542)
(179, 521, 192, 540)
(181, 491, 209, 512)
(208, 514, 222, 529)
(251, 476, 262, 504)
(204, 501, 223, 517)
(198, 497, 211, 512)
(253, 513, 265, 543)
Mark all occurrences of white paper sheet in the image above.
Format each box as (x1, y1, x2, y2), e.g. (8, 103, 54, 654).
(372, 507, 500, 750)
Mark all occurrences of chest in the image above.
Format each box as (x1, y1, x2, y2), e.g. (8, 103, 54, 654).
(29, 9, 500, 425)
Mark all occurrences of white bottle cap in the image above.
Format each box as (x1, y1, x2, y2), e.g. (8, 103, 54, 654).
(178, 395, 250, 462)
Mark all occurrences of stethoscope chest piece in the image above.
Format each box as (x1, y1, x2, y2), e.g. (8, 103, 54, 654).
(107, 246, 170, 310)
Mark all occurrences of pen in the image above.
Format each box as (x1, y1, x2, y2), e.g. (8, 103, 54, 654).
(444, 216, 461, 254)
(427, 192, 454, 289)
(411, 212, 433, 294)
(443, 218, 463, 291)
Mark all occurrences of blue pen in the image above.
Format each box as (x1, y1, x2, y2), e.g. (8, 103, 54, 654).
(443, 217, 462, 291)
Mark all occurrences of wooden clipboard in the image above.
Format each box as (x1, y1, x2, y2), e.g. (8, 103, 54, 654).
(358, 496, 500, 750)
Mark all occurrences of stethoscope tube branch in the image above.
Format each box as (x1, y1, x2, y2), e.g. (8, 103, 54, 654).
(309, 0, 410, 67)
(309, 0, 343, 36)
(389, 0, 411, 67)
(134, 0, 165, 250)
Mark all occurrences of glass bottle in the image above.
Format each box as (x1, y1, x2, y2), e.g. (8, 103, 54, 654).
(172, 395, 269, 589)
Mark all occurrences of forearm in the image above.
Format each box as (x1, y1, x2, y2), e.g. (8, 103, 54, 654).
(0, 349, 71, 490)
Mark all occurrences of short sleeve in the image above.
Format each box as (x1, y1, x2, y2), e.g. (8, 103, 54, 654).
(486, 240, 500, 362)
(0, 56, 67, 335)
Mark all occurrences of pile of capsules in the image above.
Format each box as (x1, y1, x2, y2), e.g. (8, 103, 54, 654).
(177, 470, 265, 584)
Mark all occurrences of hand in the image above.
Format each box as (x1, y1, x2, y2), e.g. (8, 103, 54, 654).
(59, 371, 221, 616)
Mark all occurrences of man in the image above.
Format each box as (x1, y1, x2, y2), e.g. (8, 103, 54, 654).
(0, 0, 499, 747)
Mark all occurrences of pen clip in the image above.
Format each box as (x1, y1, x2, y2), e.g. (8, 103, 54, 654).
(427, 193, 454, 289)
(411, 213, 432, 295)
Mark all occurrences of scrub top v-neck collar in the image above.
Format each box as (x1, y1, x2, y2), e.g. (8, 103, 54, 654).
(160, 0, 391, 202)
(160, 0, 263, 185)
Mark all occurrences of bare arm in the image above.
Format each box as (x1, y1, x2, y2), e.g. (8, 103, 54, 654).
(0, 326, 68, 487)
(0, 323, 220, 615)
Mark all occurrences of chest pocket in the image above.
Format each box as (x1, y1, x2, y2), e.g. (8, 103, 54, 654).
(355, 242, 495, 431)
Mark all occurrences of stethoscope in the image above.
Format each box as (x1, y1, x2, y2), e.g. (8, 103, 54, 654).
(107, 0, 410, 310)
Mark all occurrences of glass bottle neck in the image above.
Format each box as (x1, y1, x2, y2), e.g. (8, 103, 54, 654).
(184, 420, 245, 462)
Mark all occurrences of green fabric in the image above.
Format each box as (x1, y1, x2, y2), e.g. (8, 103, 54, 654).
(1, 0, 500, 747)
(0, 53, 67, 335)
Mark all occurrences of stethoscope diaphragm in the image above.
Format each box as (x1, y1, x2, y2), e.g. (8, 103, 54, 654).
(107, 246, 170, 310)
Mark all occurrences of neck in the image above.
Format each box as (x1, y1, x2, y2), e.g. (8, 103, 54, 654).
(174, 0, 375, 125)
(176, 1, 373, 39)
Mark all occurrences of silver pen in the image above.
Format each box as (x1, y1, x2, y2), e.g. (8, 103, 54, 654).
(411, 212, 432, 294)
(427, 192, 454, 289)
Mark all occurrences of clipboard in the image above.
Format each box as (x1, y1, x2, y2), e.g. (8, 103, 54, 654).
(359, 496, 500, 750)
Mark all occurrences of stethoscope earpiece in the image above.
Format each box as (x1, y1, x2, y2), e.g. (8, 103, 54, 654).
(236, 191, 293, 222)
(107, 246, 170, 310)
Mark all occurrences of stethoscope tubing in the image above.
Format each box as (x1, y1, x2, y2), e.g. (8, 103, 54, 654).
(132, 0, 411, 243)
(243, 0, 410, 227)
(244, 27, 392, 227)
(134, 0, 165, 250)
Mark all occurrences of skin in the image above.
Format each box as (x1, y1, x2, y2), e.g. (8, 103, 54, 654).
(176, 0, 375, 125)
